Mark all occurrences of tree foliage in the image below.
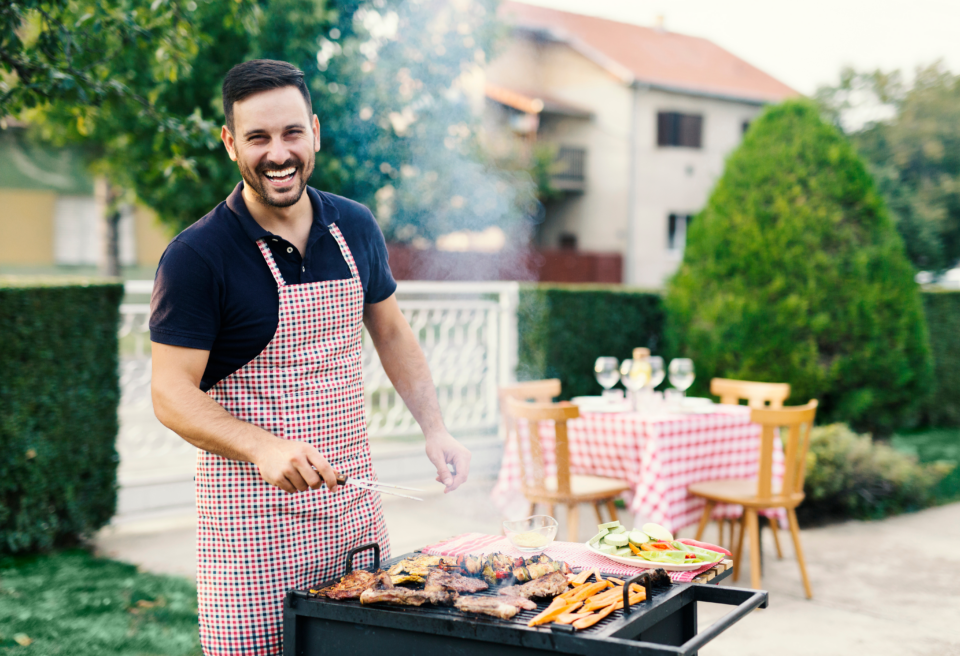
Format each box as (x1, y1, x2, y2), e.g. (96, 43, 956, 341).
(817, 63, 960, 272)
(665, 99, 932, 436)
(4, 0, 538, 242)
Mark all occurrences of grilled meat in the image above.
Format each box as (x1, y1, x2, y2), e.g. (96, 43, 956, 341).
(496, 595, 538, 611)
(389, 574, 426, 585)
(387, 555, 457, 578)
(454, 596, 521, 620)
(646, 568, 671, 588)
(312, 570, 389, 600)
(498, 571, 569, 599)
(512, 560, 572, 582)
(424, 570, 490, 594)
(360, 587, 457, 606)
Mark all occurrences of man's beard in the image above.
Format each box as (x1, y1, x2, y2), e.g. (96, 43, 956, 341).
(237, 153, 314, 208)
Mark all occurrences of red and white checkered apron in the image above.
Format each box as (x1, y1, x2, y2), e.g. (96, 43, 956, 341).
(196, 224, 389, 655)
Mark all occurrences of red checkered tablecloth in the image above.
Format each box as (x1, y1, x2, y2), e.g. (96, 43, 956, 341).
(491, 405, 785, 532)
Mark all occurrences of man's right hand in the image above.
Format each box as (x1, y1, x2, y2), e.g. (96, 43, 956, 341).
(252, 437, 339, 494)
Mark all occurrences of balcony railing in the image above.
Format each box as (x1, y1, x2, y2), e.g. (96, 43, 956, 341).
(552, 146, 586, 191)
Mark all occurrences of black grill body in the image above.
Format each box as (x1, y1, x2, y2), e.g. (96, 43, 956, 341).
(283, 546, 767, 656)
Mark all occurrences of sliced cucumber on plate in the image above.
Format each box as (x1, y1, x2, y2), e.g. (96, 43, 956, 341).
(603, 533, 629, 547)
(588, 528, 609, 546)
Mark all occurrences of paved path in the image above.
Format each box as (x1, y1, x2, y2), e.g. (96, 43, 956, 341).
(95, 481, 960, 656)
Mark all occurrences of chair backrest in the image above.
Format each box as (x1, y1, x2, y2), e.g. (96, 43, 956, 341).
(749, 400, 818, 501)
(499, 379, 561, 440)
(505, 397, 579, 495)
(711, 377, 791, 409)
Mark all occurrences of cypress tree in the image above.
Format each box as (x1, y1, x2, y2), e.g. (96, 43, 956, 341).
(665, 99, 932, 435)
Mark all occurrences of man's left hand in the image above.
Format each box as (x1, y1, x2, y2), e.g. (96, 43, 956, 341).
(424, 432, 471, 493)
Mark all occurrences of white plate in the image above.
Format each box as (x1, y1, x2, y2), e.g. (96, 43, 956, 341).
(584, 541, 721, 571)
(571, 397, 631, 413)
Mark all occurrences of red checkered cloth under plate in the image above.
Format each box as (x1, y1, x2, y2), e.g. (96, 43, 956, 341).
(491, 406, 786, 532)
(421, 533, 723, 583)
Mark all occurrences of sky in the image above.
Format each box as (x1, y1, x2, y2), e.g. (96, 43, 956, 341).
(515, 0, 960, 95)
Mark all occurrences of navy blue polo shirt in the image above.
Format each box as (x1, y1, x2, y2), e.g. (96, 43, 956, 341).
(150, 182, 397, 391)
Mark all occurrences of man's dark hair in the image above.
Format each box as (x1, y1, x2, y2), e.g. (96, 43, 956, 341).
(222, 59, 312, 133)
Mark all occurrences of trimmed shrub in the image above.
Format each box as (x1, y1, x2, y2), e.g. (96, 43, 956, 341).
(666, 99, 932, 436)
(921, 290, 960, 427)
(0, 279, 123, 554)
(517, 284, 665, 400)
(799, 423, 954, 525)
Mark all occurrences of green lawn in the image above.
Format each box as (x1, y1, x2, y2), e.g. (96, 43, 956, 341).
(892, 427, 960, 502)
(0, 550, 199, 655)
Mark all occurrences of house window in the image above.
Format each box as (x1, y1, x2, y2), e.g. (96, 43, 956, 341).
(558, 233, 578, 250)
(742, 120, 751, 135)
(657, 112, 703, 148)
(667, 213, 693, 252)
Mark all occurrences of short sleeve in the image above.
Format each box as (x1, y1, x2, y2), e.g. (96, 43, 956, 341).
(361, 207, 398, 304)
(150, 240, 221, 350)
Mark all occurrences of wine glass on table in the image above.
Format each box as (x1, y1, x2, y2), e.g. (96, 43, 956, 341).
(620, 358, 651, 410)
(594, 357, 621, 401)
(649, 356, 665, 389)
(668, 358, 695, 397)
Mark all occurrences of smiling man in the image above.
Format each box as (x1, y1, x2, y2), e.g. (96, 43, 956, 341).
(149, 59, 471, 655)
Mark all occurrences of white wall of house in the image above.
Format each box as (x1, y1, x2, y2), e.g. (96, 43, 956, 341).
(484, 34, 773, 288)
(630, 90, 765, 288)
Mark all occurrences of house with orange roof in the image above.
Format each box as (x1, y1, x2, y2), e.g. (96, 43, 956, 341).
(485, 1, 798, 287)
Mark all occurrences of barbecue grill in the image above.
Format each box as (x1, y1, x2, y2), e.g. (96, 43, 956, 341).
(283, 543, 767, 656)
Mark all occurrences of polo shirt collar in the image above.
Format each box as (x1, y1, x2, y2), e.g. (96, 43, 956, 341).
(224, 181, 339, 249)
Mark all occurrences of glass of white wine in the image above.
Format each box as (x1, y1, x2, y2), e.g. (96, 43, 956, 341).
(649, 356, 665, 390)
(620, 358, 651, 410)
(594, 357, 621, 394)
(668, 358, 695, 396)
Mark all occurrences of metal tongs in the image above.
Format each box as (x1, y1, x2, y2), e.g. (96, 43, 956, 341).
(334, 471, 424, 501)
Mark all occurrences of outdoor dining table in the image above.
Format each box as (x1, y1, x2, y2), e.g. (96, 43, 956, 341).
(491, 403, 786, 533)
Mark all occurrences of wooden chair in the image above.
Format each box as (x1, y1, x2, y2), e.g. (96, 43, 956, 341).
(506, 397, 631, 542)
(499, 379, 562, 437)
(711, 378, 791, 409)
(688, 400, 818, 598)
(709, 378, 793, 551)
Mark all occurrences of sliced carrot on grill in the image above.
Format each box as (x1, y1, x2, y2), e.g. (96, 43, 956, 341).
(610, 591, 646, 610)
(527, 601, 582, 627)
(583, 586, 624, 611)
(570, 569, 594, 586)
(554, 611, 592, 625)
(606, 577, 624, 585)
(572, 603, 618, 630)
(564, 580, 609, 603)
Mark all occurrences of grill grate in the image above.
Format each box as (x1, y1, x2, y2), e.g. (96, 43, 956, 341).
(302, 551, 674, 634)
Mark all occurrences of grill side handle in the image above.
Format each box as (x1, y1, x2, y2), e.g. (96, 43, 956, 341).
(622, 571, 655, 615)
(676, 585, 767, 655)
(344, 542, 381, 574)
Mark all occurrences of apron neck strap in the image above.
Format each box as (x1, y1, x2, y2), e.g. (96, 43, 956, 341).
(328, 224, 360, 279)
(256, 239, 287, 287)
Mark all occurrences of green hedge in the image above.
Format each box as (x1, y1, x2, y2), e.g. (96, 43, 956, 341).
(921, 290, 960, 427)
(799, 423, 954, 525)
(0, 279, 123, 554)
(517, 284, 960, 431)
(517, 284, 665, 400)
